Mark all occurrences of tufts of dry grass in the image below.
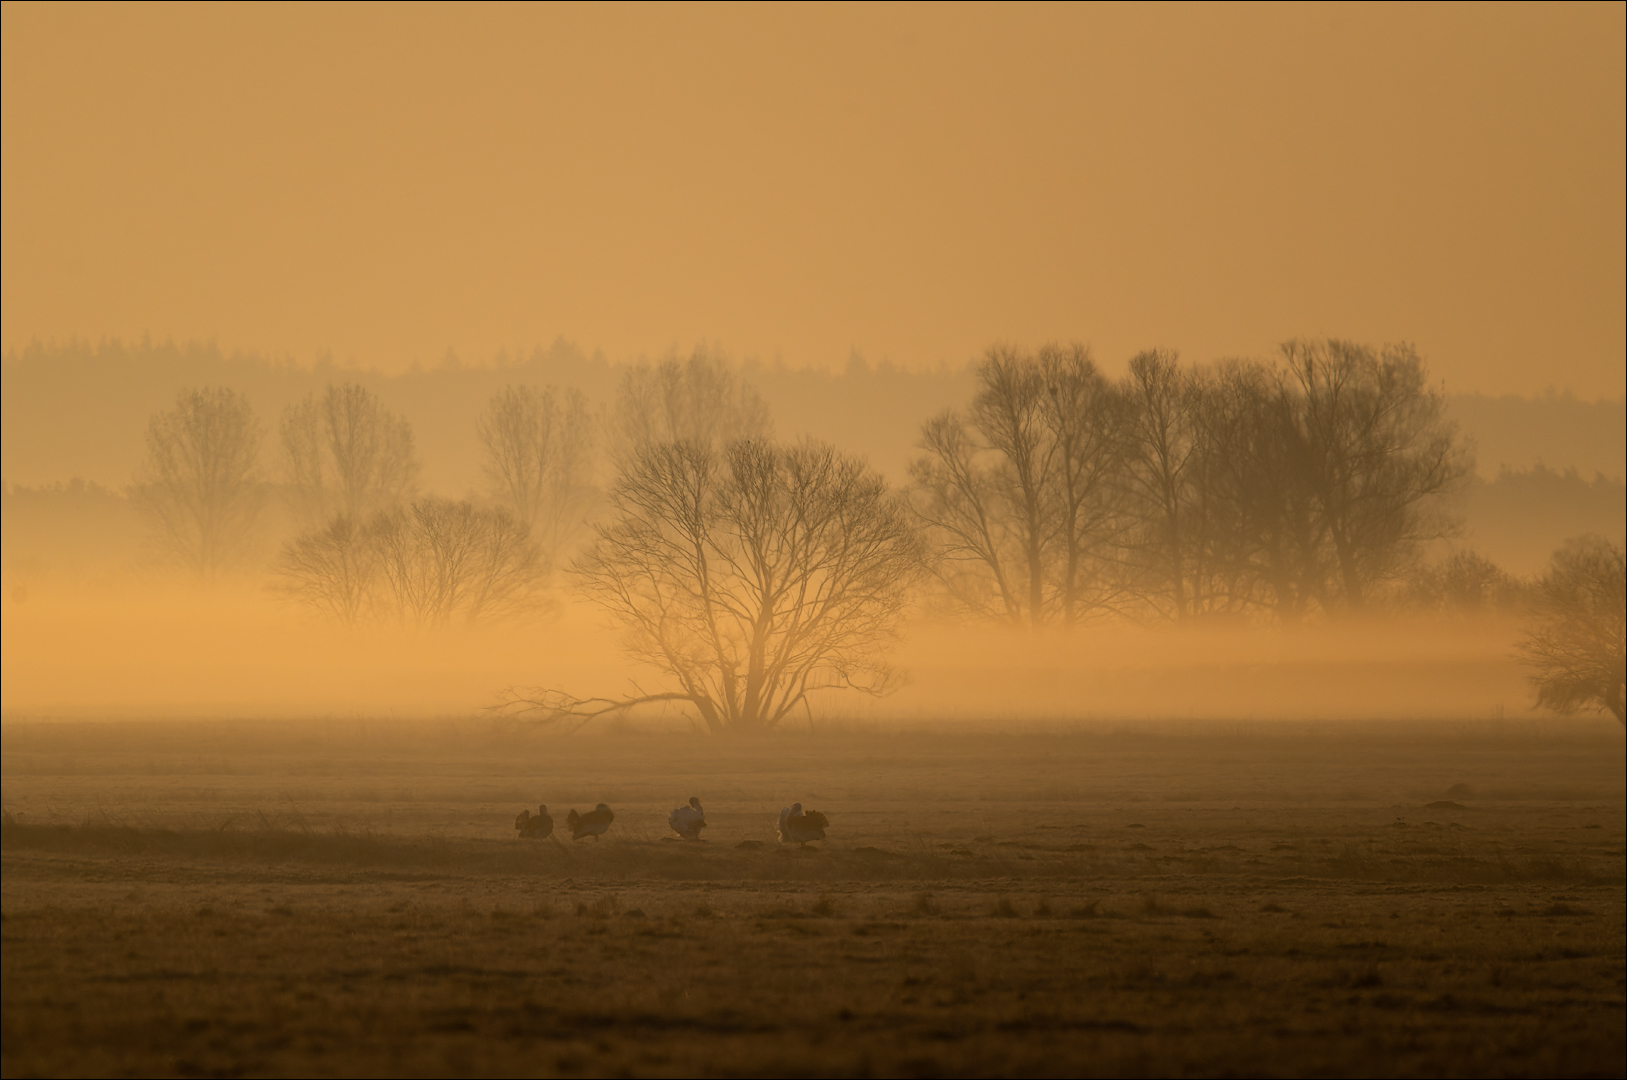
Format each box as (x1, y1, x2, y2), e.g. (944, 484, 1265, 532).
(4, 861, 1622, 1079)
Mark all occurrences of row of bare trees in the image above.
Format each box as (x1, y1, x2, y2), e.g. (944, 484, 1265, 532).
(506, 337, 1484, 732)
(128, 342, 1471, 623)
(131, 383, 428, 581)
(130, 380, 564, 607)
(129, 349, 757, 611)
(127, 341, 1623, 729)
(912, 339, 1469, 625)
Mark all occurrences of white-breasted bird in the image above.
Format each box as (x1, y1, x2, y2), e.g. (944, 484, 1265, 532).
(668, 797, 707, 840)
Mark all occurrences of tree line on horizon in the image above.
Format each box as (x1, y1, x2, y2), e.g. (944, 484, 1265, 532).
(117, 339, 1627, 729)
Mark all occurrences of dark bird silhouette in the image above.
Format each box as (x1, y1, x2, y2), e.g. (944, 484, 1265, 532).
(566, 803, 615, 841)
(668, 796, 706, 840)
(515, 804, 553, 840)
(777, 802, 828, 845)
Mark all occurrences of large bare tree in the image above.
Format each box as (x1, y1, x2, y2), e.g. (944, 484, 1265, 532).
(280, 383, 420, 528)
(1117, 349, 1216, 620)
(1042, 344, 1129, 623)
(477, 384, 596, 569)
(1191, 360, 1327, 620)
(500, 438, 922, 732)
(130, 386, 265, 580)
(1280, 339, 1468, 610)
(910, 344, 1123, 627)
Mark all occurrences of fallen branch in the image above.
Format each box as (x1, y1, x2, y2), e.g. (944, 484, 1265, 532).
(488, 687, 699, 732)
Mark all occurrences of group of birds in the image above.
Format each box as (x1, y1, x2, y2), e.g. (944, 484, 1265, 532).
(513, 797, 829, 845)
(513, 803, 613, 842)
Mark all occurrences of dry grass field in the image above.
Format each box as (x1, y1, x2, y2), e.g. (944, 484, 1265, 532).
(2, 718, 1623, 1078)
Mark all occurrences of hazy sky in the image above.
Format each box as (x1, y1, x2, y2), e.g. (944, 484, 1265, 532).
(3, 3, 1623, 397)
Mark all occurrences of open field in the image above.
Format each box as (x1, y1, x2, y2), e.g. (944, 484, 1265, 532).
(3, 719, 1624, 1078)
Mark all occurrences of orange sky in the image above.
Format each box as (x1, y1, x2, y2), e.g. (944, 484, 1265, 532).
(3, 3, 1623, 396)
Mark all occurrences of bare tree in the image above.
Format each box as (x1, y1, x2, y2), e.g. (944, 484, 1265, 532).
(273, 499, 543, 627)
(1404, 549, 1527, 617)
(912, 410, 1026, 621)
(131, 386, 265, 580)
(500, 438, 922, 732)
(1281, 339, 1469, 610)
(1041, 344, 1128, 624)
(271, 514, 378, 624)
(970, 347, 1054, 624)
(1117, 350, 1216, 619)
(609, 347, 770, 463)
(1517, 536, 1625, 724)
(922, 339, 1470, 625)
(909, 344, 1122, 628)
(281, 383, 420, 528)
(372, 499, 543, 627)
(477, 385, 596, 568)
(1114, 341, 1469, 620)
(1194, 361, 1328, 619)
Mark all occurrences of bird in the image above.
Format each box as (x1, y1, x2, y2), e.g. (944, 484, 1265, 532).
(566, 803, 615, 841)
(515, 804, 553, 840)
(668, 797, 706, 840)
(777, 802, 829, 846)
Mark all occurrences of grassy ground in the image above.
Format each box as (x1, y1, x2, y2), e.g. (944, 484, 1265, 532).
(3, 719, 1623, 1077)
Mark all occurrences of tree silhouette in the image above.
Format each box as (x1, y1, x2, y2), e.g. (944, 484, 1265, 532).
(1118, 349, 1213, 619)
(608, 347, 770, 463)
(1404, 549, 1526, 617)
(280, 383, 420, 528)
(130, 386, 265, 580)
(477, 384, 596, 570)
(271, 514, 378, 625)
(274, 499, 544, 627)
(1280, 339, 1468, 610)
(910, 344, 1122, 627)
(499, 438, 922, 732)
(918, 339, 1471, 623)
(1517, 536, 1625, 724)
(371, 499, 543, 626)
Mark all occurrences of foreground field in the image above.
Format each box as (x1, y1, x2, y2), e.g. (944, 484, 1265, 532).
(3, 719, 1624, 1078)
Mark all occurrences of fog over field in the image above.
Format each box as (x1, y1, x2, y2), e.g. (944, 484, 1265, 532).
(3, 5, 1623, 1078)
(1, 338, 1621, 722)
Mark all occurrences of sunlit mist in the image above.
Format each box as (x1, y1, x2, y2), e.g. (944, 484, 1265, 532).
(3, 6, 1623, 1078)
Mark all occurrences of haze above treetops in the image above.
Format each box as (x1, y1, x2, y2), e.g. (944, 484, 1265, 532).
(3, 5, 1623, 399)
